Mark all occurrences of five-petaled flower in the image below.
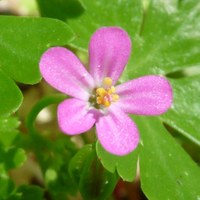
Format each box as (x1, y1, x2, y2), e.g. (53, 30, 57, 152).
(39, 27, 173, 156)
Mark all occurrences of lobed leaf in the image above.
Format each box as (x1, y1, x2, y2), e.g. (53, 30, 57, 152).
(125, 0, 200, 79)
(69, 144, 118, 199)
(36, 0, 84, 21)
(134, 116, 200, 200)
(0, 116, 20, 146)
(96, 141, 139, 182)
(0, 16, 74, 116)
(68, 144, 93, 185)
(161, 76, 200, 146)
(0, 70, 22, 117)
(79, 148, 118, 200)
(0, 16, 74, 84)
(68, 0, 142, 50)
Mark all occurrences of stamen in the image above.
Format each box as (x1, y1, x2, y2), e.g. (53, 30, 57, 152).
(96, 97, 102, 104)
(112, 94, 119, 101)
(111, 86, 116, 93)
(103, 77, 113, 87)
(95, 77, 119, 108)
(103, 99, 111, 107)
(96, 88, 106, 96)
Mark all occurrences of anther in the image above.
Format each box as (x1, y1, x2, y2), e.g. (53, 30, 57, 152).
(95, 77, 119, 108)
(103, 77, 113, 87)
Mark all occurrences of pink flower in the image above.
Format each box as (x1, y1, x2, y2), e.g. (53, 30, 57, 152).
(39, 27, 173, 156)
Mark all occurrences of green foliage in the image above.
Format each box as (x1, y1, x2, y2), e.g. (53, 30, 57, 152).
(96, 142, 139, 182)
(66, 0, 200, 198)
(0, 168, 15, 200)
(0, 16, 74, 84)
(16, 185, 44, 200)
(0, 117, 25, 168)
(25, 95, 78, 199)
(69, 144, 118, 199)
(0, 70, 22, 117)
(0, 16, 73, 116)
(2, 148, 26, 170)
(0, 116, 27, 199)
(69, 144, 93, 185)
(126, 0, 200, 78)
(0, 116, 19, 146)
(68, 0, 142, 50)
(7, 185, 44, 200)
(135, 116, 200, 199)
(36, 0, 84, 21)
(68, 0, 200, 79)
(0, 0, 200, 199)
(162, 76, 200, 146)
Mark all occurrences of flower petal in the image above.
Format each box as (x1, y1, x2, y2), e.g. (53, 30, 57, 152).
(39, 47, 94, 100)
(57, 98, 96, 135)
(96, 106, 139, 156)
(116, 75, 173, 115)
(89, 27, 131, 85)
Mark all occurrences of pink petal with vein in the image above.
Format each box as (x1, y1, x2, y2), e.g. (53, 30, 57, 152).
(39, 47, 94, 100)
(96, 106, 139, 156)
(89, 27, 131, 85)
(116, 75, 173, 115)
(57, 98, 96, 135)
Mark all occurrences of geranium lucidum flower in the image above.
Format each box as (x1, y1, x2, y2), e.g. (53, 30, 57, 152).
(39, 27, 173, 156)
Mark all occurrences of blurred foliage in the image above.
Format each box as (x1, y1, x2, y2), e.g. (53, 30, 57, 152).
(36, 0, 84, 21)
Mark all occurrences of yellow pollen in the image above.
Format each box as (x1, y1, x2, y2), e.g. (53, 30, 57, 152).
(96, 97, 102, 104)
(104, 100, 111, 107)
(110, 86, 116, 93)
(112, 94, 119, 101)
(96, 77, 119, 108)
(103, 77, 113, 87)
(96, 88, 106, 96)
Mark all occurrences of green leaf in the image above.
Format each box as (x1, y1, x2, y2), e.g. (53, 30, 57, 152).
(68, 144, 93, 184)
(96, 141, 139, 182)
(69, 144, 118, 199)
(68, 0, 142, 50)
(4, 148, 26, 170)
(0, 16, 73, 116)
(24, 94, 78, 198)
(0, 116, 20, 147)
(0, 116, 26, 199)
(0, 165, 15, 199)
(0, 16, 74, 84)
(0, 147, 26, 170)
(17, 185, 44, 200)
(79, 148, 118, 200)
(0, 70, 22, 116)
(36, 0, 84, 21)
(161, 76, 200, 146)
(125, 0, 200, 79)
(68, 0, 200, 81)
(0, 116, 26, 169)
(134, 116, 200, 199)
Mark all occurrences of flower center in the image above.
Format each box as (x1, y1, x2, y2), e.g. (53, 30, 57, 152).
(95, 77, 119, 108)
